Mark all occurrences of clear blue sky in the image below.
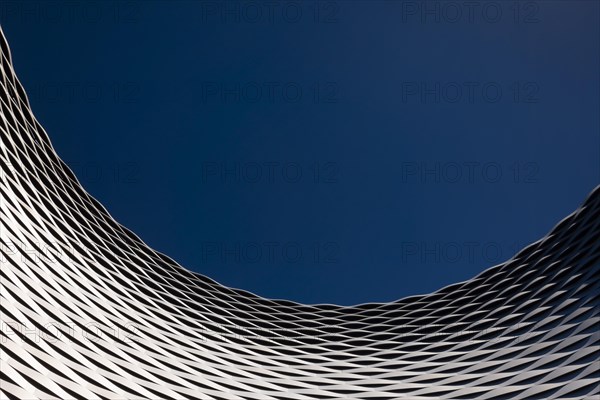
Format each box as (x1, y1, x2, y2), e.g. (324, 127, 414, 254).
(1, 1, 598, 305)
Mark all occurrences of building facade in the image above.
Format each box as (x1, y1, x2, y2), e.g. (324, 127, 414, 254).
(0, 27, 599, 400)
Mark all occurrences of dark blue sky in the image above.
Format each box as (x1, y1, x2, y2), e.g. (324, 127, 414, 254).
(1, 1, 598, 305)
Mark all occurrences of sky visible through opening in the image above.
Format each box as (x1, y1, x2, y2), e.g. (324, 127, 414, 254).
(1, 0, 598, 305)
